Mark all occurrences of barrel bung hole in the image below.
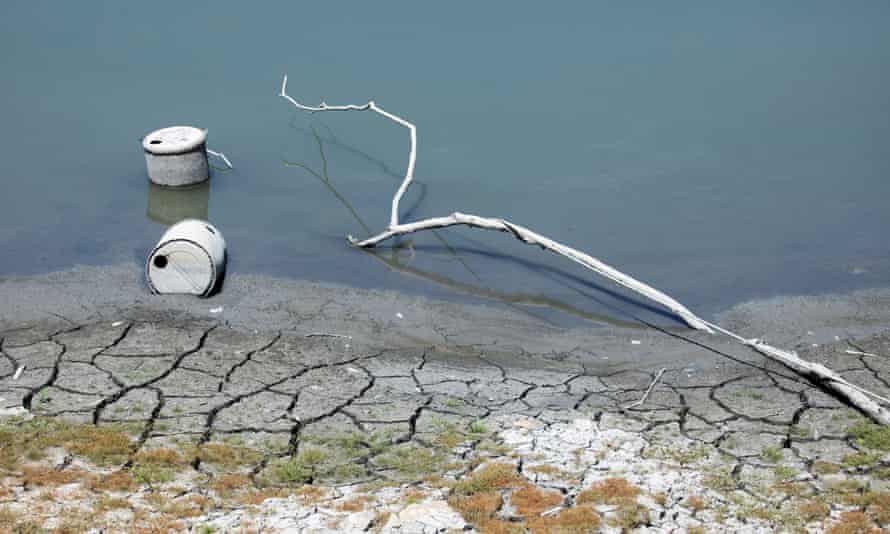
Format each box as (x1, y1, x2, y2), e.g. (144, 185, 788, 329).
(153, 255, 168, 269)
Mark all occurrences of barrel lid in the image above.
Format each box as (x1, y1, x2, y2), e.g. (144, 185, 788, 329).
(143, 126, 207, 155)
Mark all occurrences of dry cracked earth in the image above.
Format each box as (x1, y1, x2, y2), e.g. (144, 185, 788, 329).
(3, 314, 890, 533)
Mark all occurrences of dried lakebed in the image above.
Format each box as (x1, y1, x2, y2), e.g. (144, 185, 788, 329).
(2, 264, 890, 532)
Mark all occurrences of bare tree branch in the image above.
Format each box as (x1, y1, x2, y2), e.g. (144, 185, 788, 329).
(278, 75, 890, 424)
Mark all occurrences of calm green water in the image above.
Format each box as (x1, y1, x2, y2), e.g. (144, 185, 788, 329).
(2, 2, 889, 326)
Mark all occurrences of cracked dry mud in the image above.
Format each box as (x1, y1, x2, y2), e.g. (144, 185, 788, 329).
(3, 310, 890, 533)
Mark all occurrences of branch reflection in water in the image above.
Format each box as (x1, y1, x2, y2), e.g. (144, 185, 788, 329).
(282, 122, 658, 330)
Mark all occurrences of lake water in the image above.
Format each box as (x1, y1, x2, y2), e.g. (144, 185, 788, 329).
(2, 1, 888, 328)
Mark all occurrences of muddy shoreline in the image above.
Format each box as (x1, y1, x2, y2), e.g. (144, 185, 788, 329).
(2, 263, 890, 532)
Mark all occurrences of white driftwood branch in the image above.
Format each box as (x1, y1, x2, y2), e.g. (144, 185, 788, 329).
(207, 148, 234, 169)
(347, 212, 713, 333)
(278, 76, 890, 425)
(625, 368, 666, 410)
(280, 75, 415, 228)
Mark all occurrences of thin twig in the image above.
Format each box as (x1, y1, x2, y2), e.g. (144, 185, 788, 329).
(207, 148, 234, 169)
(280, 75, 414, 228)
(845, 349, 878, 358)
(624, 368, 666, 410)
(304, 332, 352, 339)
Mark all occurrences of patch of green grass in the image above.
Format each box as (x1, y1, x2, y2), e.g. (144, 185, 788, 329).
(445, 398, 465, 408)
(269, 447, 330, 484)
(132, 463, 175, 485)
(668, 446, 711, 466)
(703, 469, 737, 492)
(760, 447, 783, 464)
(790, 425, 811, 438)
(842, 451, 880, 469)
(468, 421, 488, 434)
(847, 420, 890, 451)
(332, 463, 366, 482)
(773, 465, 799, 482)
(375, 445, 445, 477)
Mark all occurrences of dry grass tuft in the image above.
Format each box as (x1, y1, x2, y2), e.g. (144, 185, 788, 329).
(165, 494, 210, 518)
(812, 461, 841, 475)
(211, 473, 252, 497)
(134, 448, 185, 467)
(452, 463, 521, 496)
(798, 499, 830, 522)
(87, 470, 137, 493)
(684, 495, 707, 513)
(865, 491, 890, 524)
(130, 515, 184, 534)
(237, 487, 290, 506)
(526, 504, 601, 533)
(336, 494, 374, 512)
(576, 477, 641, 506)
(477, 518, 525, 534)
(60, 424, 133, 466)
(510, 483, 562, 518)
(826, 511, 881, 534)
(448, 491, 501, 524)
(93, 495, 130, 514)
(21, 465, 85, 487)
(198, 442, 263, 468)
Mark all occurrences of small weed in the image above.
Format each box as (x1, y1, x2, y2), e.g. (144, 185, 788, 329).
(790, 425, 811, 438)
(510, 483, 562, 518)
(666, 446, 710, 466)
(332, 463, 366, 482)
(798, 499, 830, 522)
(812, 461, 841, 475)
(336, 495, 374, 512)
(93, 496, 130, 514)
(211, 474, 252, 497)
(526, 505, 601, 533)
(842, 451, 880, 469)
(132, 463, 174, 486)
(448, 491, 501, 524)
(684, 495, 707, 513)
(21, 465, 84, 486)
(452, 463, 521, 496)
(826, 510, 880, 534)
(760, 447, 782, 463)
(847, 420, 890, 451)
(703, 469, 737, 492)
(375, 445, 444, 477)
(526, 464, 572, 479)
(402, 487, 426, 505)
(576, 477, 641, 506)
(468, 421, 488, 434)
(197, 441, 262, 468)
(773, 465, 799, 482)
(445, 398, 464, 408)
(269, 447, 330, 484)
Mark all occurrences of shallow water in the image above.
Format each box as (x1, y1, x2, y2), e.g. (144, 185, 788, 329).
(1, 2, 888, 327)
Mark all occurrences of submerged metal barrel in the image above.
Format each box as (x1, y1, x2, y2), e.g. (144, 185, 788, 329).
(143, 126, 209, 187)
(146, 219, 226, 296)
